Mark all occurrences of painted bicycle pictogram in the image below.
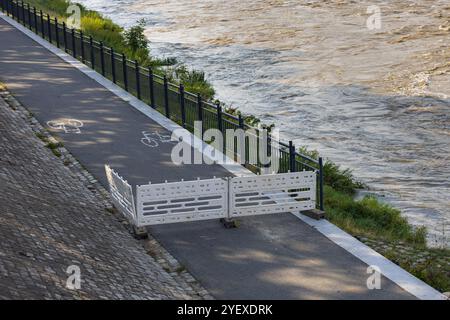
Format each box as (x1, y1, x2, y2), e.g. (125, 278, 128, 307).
(140, 130, 173, 148)
(47, 119, 84, 134)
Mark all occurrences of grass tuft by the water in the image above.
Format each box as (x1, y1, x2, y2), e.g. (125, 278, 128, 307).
(325, 186, 427, 245)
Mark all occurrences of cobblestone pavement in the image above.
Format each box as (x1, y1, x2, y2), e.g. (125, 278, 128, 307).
(0, 91, 208, 300)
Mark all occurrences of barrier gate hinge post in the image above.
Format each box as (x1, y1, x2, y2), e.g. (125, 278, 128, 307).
(220, 176, 238, 228)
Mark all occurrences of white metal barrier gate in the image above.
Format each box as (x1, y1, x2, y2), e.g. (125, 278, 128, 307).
(136, 178, 228, 226)
(105, 165, 137, 223)
(229, 171, 316, 218)
(105, 165, 316, 227)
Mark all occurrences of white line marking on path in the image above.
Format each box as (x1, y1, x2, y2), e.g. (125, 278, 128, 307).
(1, 12, 444, 300)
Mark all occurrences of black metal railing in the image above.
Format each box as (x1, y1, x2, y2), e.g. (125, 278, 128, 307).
(0, 0, 324, 210)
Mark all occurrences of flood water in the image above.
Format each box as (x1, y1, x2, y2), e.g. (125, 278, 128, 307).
(76, 0, 450, 247)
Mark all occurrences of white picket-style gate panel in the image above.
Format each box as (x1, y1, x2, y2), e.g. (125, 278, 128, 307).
(105, 165, 136, 223)
(105, 166, 317, 227)
(229, 171, 316, 218)
(136, 178, 228, 226)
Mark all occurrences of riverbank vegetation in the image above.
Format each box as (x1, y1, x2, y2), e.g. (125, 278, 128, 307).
(299, 147, 449, 292)
(299, 147, 428, 245)
(24, 0, 449, 292)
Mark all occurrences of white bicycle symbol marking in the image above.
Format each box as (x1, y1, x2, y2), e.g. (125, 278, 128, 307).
(47, 119, 84, 134)
(140, 131, 173, 148)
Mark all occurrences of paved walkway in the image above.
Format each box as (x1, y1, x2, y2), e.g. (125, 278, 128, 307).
(0, 16, 416, 299)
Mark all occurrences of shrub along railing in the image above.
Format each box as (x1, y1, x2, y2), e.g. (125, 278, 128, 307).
(0, 0, 324, 211)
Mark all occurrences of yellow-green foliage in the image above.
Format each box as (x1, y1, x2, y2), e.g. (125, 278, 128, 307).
(81, 14, 124, 48)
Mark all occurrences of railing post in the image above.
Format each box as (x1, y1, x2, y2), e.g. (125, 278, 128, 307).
(27, 4, 31, 30)
(71, 28, 76, 58)
(100, 42, 105, 76)
(89, 36, 94, 68)
(8, 0, 12, 18)
(148, 68, 155, 109)
(62, 22, 67, 52)
(238, 114, 246, 165)
(288, 141, 296, 172)
(318, 157, 324, 211)
(122, 53, 128, 91)
(217, 103, 223, 132)
(238, 114, 244, 128)
(196, 94, 203, 135)
(39, 9, 44, 36)
(9, 1, 17, 19)
(33, 7, 37, 33)
(217, 102, 225, 153)
(196, 93, 203, 122)
(21, 1, 25, 23)
(54, 17, 60, 48)
(13, 0, 17, 20)
(110, 48, 116, 83)
(80, 31, 85, 63)
(15, 1, 19, 21)
(47, 14, 51, 43)
(267, 128, 272, 163)
(179, 84, 186, 128)
(135, 60, 141, 99)
(163, 76, 169, 117)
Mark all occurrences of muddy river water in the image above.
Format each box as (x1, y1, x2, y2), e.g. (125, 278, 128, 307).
(77, 0, 450, 246)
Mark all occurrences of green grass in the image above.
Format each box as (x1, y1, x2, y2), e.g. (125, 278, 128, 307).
(383, 247, 450, 292)
(325, 186, 427, 245)
(45, 141, 63, 149)
(297, 145, 427, 245)
(34, 132, 47, 141)
(317, 156, 450, 291)
(323, 161, 366, 194)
